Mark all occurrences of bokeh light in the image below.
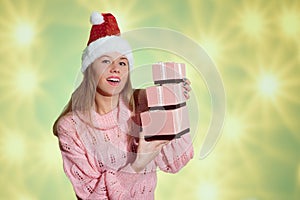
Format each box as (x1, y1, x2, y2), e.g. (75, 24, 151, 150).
(257, 73, 279, 98)
(198, 182, 219, 200)
(234, 1, 271, 44)
(14, 22, 35, 46)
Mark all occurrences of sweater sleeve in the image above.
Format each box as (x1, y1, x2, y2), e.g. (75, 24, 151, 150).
(155, 133, 194, 173)
(56, 115, 134, 200)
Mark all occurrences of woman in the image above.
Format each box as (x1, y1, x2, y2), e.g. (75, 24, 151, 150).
(53, 12, 193, 200)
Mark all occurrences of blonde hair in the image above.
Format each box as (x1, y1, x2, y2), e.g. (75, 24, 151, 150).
(52, 64, 135, 136)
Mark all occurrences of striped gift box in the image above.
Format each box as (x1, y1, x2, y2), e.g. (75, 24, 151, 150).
(152, 62, 186, 85)
(145, 83, 185, 108)
(140, 106, 190, 141)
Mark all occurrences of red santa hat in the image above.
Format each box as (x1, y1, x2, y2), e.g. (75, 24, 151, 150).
(81, 12, 134, 72)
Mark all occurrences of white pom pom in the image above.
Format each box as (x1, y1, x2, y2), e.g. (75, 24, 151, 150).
(90, 11, 104, 25)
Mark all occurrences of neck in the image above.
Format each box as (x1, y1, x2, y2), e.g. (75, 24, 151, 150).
(94, 93, 120, 115)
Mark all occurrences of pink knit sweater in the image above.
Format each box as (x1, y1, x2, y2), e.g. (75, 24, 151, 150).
(56, 97, 194, 200)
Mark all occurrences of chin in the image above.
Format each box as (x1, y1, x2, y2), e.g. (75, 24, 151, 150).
(96, 87, 123, 97)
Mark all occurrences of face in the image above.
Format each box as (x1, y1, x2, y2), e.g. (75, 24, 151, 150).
(91, 52, 129, 97)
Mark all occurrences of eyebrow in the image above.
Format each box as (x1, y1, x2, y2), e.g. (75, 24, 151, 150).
(119, 56, 128, 61)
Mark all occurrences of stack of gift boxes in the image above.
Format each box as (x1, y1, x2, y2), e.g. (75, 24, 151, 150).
(141, 62, 190, 141)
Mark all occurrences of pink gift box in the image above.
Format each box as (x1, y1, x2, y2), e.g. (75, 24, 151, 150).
(140, 106, 190, 140)
(152, 62, 186, 84)
(146, 83, 186, 107)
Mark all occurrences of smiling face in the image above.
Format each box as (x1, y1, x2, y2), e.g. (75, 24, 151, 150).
(91, 52, 129, 97)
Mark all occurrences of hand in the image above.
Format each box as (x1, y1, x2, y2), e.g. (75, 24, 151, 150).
(131, 131, 169, 172)
(182, 78, 192, 100)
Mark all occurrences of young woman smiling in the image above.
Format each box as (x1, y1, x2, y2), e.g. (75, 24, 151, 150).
(53, 12, 193, 200)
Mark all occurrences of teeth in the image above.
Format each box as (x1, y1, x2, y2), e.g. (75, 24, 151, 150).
(107, 78, 120, 82)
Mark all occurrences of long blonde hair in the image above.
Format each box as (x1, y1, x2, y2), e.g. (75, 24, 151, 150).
(52, 64, 135, 136)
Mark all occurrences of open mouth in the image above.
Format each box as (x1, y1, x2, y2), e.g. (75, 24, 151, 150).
(106, 76, 121, 86)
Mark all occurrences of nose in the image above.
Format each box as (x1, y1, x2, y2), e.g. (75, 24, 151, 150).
(109, 61, 120, 73)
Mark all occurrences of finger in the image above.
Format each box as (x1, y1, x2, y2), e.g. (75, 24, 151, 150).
(153, 139, 170, 148)
(183, 78, 191, 85)
(156, 141, 170, 151)
(184, 90, 190, 100)
(149, 142, 166, 153)
(182, 83, 191, 92)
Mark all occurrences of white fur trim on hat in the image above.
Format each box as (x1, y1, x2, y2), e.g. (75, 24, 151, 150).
(81, 36, 134, 73)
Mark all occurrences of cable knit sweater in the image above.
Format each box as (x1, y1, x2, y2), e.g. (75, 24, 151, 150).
(56, 97, 194, 200)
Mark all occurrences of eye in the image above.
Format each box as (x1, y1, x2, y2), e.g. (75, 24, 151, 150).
(102, 59, 111, 64)
(119, 61, 128, 66)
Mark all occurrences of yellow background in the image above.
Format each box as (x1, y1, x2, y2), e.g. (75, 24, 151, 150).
(0, 0, 299, 199)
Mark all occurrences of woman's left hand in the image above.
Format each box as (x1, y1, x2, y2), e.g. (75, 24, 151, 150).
(182, 78, 192, 100)
(130, 131, 170, 173)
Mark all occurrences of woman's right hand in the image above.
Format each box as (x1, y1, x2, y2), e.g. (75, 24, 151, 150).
(130, 131, 169, 172)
